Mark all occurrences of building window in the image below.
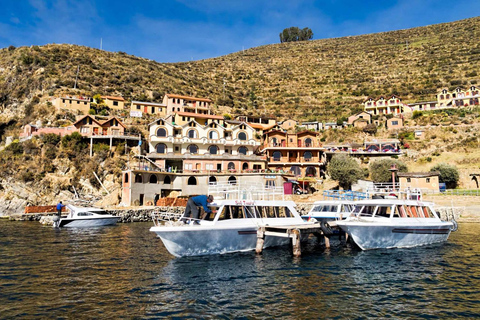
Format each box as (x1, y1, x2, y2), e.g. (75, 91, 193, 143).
(188, 144, 198, 154)
(238, 132, 247, 140)
(113, 101, 119, 106)
(149, 174, 158, 184)
(290, 166, 301, 176)
(156, 143, 167, 154)
(209, 176, 217, 185)
(426, 178, 430, 183)
(124, 173, 129, 183)
(209, 145, 218, 155)
(228, 162, 235, 170)
(135, 174, 143, 183)
(407, 178, 411, 182)
(164, 176, 171, 184)
(305, 138, 312, 147)
(188, 176, 197, 185)
(156, 128, 167, 137)
(238, 146, 248, 155)
(209, 130, 219, 139)
(242, 162, 248, 170)
(392, 121, 398, 125)
(303, 151, 312, 161)
(228, 176, 237, 185)
(187, 129, 197, 138)
(273, 151, 281, 161)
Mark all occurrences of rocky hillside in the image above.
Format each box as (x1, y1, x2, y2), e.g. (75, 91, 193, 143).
(1, 17, 480, 124)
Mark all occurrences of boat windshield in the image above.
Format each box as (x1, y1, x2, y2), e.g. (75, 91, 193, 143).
(217, 205, 294, 220)
(312, 205, 338, 213)
(354, 205, 392, 217)
(76, 210, 107, 216)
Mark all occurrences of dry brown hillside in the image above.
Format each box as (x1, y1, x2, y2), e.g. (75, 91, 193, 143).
(1, 17, 480, 125)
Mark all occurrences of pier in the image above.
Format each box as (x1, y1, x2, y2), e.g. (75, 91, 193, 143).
(256, 221, 341, 256)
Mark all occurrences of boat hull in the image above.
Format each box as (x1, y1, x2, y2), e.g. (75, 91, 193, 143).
(150, 225, 305, 257)
(59, 216, 119, 228)
(337, 220, 453, 250)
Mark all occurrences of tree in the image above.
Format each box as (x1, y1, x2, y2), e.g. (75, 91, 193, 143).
(327, 154, 364, 190)
(279, 27, 313, 43)
(363, 123, 377, 135)
(430, 163, 459, 189)
(369, 159, 408, 182)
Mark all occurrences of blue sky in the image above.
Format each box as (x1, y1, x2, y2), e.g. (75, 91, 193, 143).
(1, 1, 479, 63)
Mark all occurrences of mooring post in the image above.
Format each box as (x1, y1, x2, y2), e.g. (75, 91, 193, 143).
(292, 229, 301, 257)
(256, 227, 265, 254)
(324, 235, 330, 248)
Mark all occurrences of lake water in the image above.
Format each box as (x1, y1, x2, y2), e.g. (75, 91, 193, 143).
(1, 221, 479, 319)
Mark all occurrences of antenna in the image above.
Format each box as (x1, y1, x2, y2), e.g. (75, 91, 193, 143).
(73, 65, 79, 89)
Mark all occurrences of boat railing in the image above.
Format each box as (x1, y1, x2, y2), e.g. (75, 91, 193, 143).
(208, 182, 285, 201)
(151, 210, 184, 226)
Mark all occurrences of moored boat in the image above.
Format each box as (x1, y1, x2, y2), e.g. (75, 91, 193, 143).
(56, 205, 119, 228)
(150, 196, 314, 257)
(336, 199, 457, 250)
(301, 200, 355, 223)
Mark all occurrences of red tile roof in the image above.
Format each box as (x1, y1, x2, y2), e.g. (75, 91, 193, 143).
(166, 94, 212, 103)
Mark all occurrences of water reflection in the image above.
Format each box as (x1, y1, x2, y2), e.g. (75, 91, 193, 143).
(1, 221, 479, 319)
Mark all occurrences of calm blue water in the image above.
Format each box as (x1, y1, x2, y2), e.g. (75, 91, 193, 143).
(1, 221, 479, 319)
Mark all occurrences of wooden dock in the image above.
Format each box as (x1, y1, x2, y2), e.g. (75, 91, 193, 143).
(256, 221, 342, 256)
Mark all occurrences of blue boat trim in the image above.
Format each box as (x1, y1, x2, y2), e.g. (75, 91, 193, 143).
(392, 228, 450, 234)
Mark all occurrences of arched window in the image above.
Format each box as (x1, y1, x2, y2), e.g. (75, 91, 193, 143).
(164, 176, 171, 184)
(187, 129, 197, 138)
(290, 166, 301, 176)
(238, 146, 247, 155)
(304, 151, 312, 161)
(135, 174, 143, 183)
(209, 145, 218, 155)
(156, 128, 167, 137)
(306, 166, 317, 177)
(149, 174, 158, 184)
(228, 176, 237, 185)
(242, 162, 249, 170)
(209, 176, 217, 185)
(209, 130, 218, 139)
(238, 132, 247, 140)
(188, 144, 198, 154)
(271, 137, 277, 146)
(124, 173, 129, 183)
(188, 176, 197, 185)
(156, 143, 167, 154)
(228, 162, 235, 170)
(305, 138, 312, 147)
(273, 151, 281, 161)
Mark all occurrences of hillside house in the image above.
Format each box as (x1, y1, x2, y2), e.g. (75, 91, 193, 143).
(73, 115, 126, 136)
(130, 101, 167, 116)
(348, 111, 372, 125)
(386, 116, 404, 130)
(102, 96, 125, 110)
(437, 86, 480, 108)
(163, 94, 213, 115)
(398, 172, 440, 192)
(364, 95, 409, 115)
(279, 119, 297, 131)
(52, 96, 91, 114)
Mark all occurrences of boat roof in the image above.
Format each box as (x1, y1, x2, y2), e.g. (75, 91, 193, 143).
(353, 199, 434, 206)
(66, 204, 105, 213)
(212, 199, 296, 206)
(312, 200, 356, 205)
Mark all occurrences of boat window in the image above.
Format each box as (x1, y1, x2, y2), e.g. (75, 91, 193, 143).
(244, 206, 256, 218)
(404, 206, 415, 218)
(313, 205, 337, 212)
(78, 212, 94, 216)
(217, 206, 245, 220)
(423, 206, 435, 218)
(341, 204, 354, 213)
(374, 206, 391, 218)
(203, 208, 217, 221)
(356, 205, 376, 217)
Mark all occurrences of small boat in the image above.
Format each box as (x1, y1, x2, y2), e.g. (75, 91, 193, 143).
(302, 200, 355, 223)
(336, 199, 457, 250)
(150, 198, 314, 257)
(56, 205, 119, 228)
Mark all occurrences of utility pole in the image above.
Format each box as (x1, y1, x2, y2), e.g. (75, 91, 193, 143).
(73, 65, 79, 89)
(100, 38, 103, 50)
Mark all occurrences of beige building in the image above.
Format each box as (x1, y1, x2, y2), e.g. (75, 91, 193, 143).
(386, 116, 404, 130)
(398, 172, 440, 192)
(437, 86, 480, 108)
(52, 96, 91, 114)
(279, 119, 297, 131)
(348, 111, 372, 125)
(73, 115, 126, 136)
(163, 94, 213, 115)
(364, 95, 409, 115)
(130, 100, 167, 116)
(102, 96, 126, 110)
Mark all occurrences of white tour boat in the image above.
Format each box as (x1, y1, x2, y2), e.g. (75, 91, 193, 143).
(336, 199, 456, 250)
(150, 184, 315, 257)
(55, 205, 119, 228)
(302, 200, 355, 223)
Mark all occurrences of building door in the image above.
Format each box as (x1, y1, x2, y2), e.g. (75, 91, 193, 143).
(139, 194, 144, 206)
(217, 163, 222, 171)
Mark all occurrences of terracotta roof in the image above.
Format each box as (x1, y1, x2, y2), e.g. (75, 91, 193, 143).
(131, 100, 166, 107)
(175, 111, 223, 120)
(101, 117, 127, 128)
(73, 115, 103, 126)
(102, 96, 125, 101)
(247, 123, 275, 130)
(165, 94, 212, 103)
